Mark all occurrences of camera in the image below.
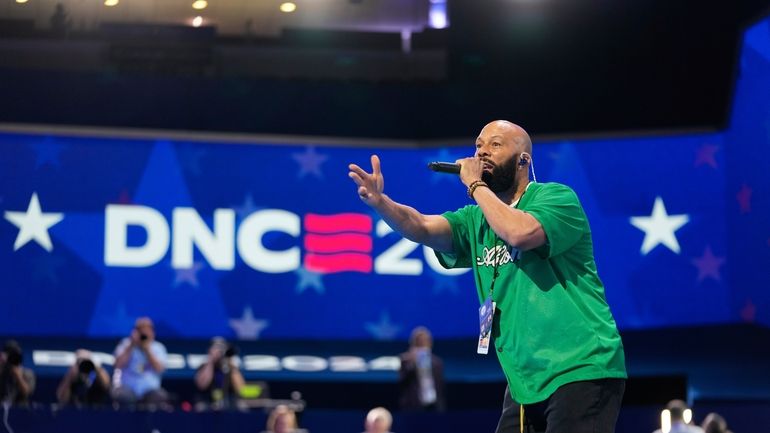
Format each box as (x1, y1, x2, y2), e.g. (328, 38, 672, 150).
(211, 337, 238, 358)
(77, 358, 96, 375)
(140, 334, 149, 341)
(3, 341, 23, 367)
(224, 345, 239, 358)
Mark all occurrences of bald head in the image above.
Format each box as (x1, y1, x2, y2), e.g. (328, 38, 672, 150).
(480, 120, 532, 154)
(134, 316, 155, 341)
(475, 120, 533, 196)
(135, 317, 154, 329)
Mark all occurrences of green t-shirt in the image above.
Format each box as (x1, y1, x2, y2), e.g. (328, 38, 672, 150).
(436, 182, 627, 404)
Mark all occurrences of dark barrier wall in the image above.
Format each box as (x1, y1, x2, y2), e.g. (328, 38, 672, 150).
(6, 403, 770, 433)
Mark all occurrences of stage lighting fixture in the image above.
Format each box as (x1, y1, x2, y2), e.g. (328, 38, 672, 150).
(280, 2, 297, 13)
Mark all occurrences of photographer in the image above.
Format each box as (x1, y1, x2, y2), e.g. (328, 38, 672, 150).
(398, 327, 446, 412)
(0, 340, 35, 405)
(194, 337, 244, 410)
(56, 349, 110, 406)
(112, 317, 169, 406)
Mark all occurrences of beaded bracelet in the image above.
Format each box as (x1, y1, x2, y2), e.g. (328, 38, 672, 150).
(467, 180, 489, 199)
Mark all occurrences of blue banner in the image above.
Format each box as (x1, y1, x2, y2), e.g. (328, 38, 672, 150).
(0, 131, 734, 339)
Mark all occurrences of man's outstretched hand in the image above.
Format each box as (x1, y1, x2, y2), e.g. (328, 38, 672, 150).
(348, 155, 385, 207)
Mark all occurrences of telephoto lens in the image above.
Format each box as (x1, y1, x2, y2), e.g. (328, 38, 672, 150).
(4, 341, 23, 366)
(224, 345, 239, 358)
(7, 350, 22, 366)
(78, 359, 96, 375)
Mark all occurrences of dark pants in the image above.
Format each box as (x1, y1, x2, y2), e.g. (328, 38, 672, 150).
(495, 379, 625, 433)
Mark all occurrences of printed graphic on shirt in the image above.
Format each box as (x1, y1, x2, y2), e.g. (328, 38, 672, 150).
(475, 244, 520, 268)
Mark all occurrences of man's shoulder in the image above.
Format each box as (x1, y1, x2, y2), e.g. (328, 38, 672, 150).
(115, 337, 131, 350)
(446, 203, 479, 213)
(527, 182, 583, 208)
(152, 340, 168, 351)
(532, 182, 576, 196)
(443, 203, 481, 221)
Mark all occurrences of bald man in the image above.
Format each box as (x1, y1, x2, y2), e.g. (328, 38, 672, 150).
(349, 120, 626, 433)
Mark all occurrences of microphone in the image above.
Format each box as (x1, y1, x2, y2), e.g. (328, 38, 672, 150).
(427, 162, 461, 174)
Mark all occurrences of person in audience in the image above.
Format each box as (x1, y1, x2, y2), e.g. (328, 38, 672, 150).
(111, 317, 169, 406)
(398, 326, 446, 412)
(652, 399, 704, 433)
(701, 412, 731, 433)
(57, 349, 110, 406)
(0, 340, 35, 405)
(363, 406, 394, 433)
(262, 404, 301, 433)
(194, 337, 245, 410)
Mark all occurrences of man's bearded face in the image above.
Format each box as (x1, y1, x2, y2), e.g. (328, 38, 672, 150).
(481, 155, 518, 193)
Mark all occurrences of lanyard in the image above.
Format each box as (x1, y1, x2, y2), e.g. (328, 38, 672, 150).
(488, 233, 503, 298)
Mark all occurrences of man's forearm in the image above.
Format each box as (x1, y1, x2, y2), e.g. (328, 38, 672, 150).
(373, 195, 452, 252)
(374, 195, 430, 242)
(96, 367, 111, 389)
(195, 363, 214, 390)
(229, 368, 245, 393)
(144, 349, 165, 373)
(56, 375, 72, 403)
(472, 187, 544, 250)
(13, 370, 32, 397)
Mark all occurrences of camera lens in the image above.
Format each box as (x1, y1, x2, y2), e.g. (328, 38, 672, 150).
(3, 341, 23, 366)
(140, 334, 148, 341)
(224, 345, 238, 358)
(78, 359, 95, 374)
(7, 351, 22, 366)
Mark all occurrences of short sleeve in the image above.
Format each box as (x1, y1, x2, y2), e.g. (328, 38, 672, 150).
(152, 342, 168, 367)
(524, 184, 588, 258)
(434, 206, 474, 269)
(114, 338, 130, 358)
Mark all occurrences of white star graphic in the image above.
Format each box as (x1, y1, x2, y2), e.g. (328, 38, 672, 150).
(629, 197, 689, 255)
(365, 311, 401, 340)
(429, 270, 459, 295)
(173, 261, 204, 288)
(229, 306, 269, 340)
(294, 267, 325, 294)
(4, 192, 64, 252)
(291, 146, 329, 179)
(234, 194, 260, 221)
